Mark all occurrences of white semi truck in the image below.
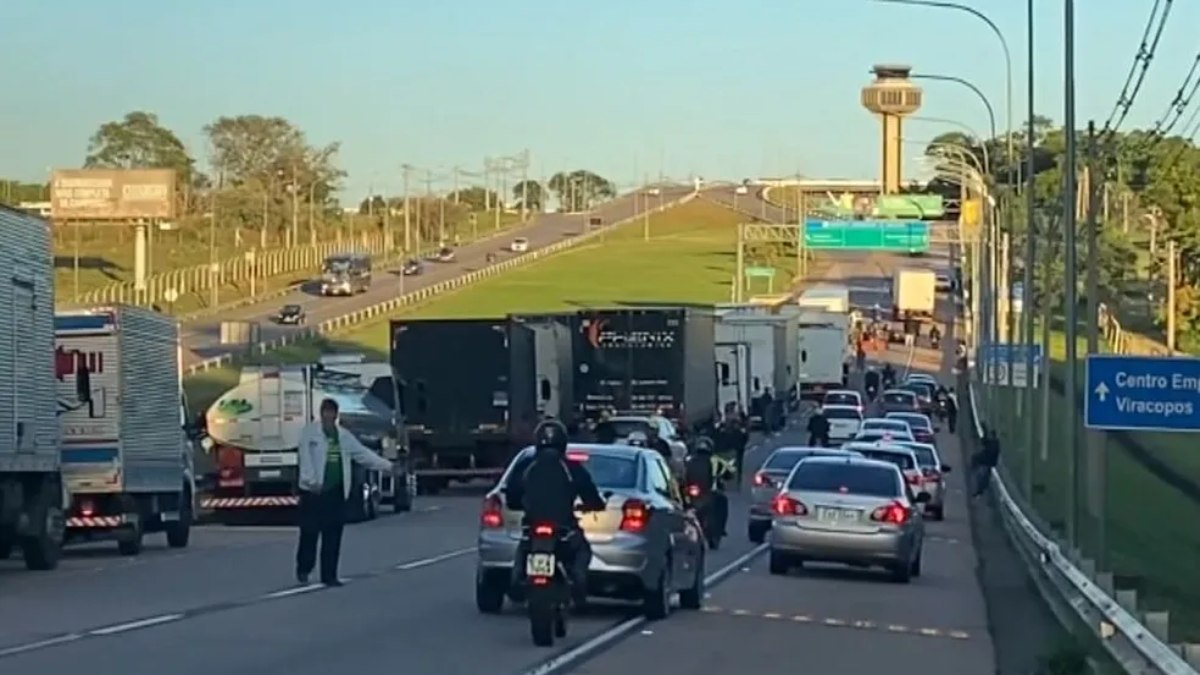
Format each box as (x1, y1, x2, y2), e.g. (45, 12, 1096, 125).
(892, 267, 937, 319)
(201, 355, 414, 522)
(715, 308, 797, 421)
(0, 206, 69, 570)
(54, 306, 197, 556)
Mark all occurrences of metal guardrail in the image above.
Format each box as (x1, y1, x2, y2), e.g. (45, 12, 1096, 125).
(183, 192, 699, 377)
(967, 377, 1199, 675)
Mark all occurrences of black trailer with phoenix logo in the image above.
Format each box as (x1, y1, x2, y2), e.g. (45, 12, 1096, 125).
(573, 307, 717, 432)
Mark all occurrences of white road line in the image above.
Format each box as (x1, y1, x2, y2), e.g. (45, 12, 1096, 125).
(262, 583, 324, 599)
(88, 613, 185, 636)
(394, 546, 475, 570)
(0, 634, 83, 658)
(520, 543, 768, 675)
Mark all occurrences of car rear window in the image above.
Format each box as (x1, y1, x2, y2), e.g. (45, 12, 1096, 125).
(859, 449, 915, 470)
(890, 415, 929, 429)
(596, 420, 652, 439)
(903, 383, 933, 398)
(882, 392, 914, 405)
(824, 408, 862, 420)
(904, 445, 937, 467)
(565, 453, 639, 489)
(787, 462, 901, 497)
(824, 393, 857, 406)
(863, 420, 905, 430)
(764, 451, 810, 472)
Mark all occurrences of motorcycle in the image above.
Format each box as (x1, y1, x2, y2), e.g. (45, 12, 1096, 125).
(865, 382, 879, 400)
(522, 523, 573, 647)
(935, 395, 950, 421)
(930, 333, 941, 349)
(687, 483, 725, 550)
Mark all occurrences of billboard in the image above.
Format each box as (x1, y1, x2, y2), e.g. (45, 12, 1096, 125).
(50, 169, 176, 220)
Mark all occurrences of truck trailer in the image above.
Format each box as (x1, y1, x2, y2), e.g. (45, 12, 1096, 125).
(573, 307, 718, 432)
(716, 312, 794, 414)
(391, 318, 514, 493)
(796, 310, 850, 400)
(509, 313, 576, 431)
(54, 306, 196, 555)
(892, 267, 936, 319)
(201, 355, 412, 521)
(0, 206, 69, 570)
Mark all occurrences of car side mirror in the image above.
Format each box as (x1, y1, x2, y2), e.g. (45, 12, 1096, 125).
(941, 464, 952, 473)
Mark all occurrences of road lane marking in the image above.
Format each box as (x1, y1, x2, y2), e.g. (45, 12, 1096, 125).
(0, 544, 477, 661)
(394, 546, 474, 570)
(519, 543, 768, 675)
(89, 614, 184, 636)
(695, 607, 975, 641)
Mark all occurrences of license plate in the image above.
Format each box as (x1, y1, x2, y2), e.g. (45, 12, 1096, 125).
(817, 507, 859, 524)
(526, 553, 555, 577)
(258, 469, 282, 479)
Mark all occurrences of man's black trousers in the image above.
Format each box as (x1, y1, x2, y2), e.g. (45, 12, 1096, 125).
(296, 489, 347, 583)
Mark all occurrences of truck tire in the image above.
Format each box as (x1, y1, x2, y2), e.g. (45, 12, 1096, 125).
(117, 518, 144, 556)
(393, 473, 415, 513)
(166, 487, 193, 549)
(21, 492, 64, 571)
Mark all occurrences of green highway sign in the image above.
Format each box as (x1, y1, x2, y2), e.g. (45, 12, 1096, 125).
(803, 220, 930, 253)
(744, 266, 776, 278)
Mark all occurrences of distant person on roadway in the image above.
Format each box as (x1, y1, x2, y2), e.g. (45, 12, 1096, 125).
(971, 427, 1001, 497)
(296, 398, 394, 586)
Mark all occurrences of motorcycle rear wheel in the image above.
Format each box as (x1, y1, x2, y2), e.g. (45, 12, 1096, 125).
(530, 600, 556, 647)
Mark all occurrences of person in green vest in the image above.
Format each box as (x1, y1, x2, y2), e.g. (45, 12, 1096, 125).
(296, 398, 393, 586)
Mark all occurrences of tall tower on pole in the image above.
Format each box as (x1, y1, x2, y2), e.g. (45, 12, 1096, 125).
(861, 64, 923, 194)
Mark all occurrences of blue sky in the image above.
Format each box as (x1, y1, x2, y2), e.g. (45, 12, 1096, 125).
(2, 0, 1198, 201)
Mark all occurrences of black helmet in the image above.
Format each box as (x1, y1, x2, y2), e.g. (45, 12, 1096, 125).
(533, 420, 569, 453)
(691, 436, 715, 455)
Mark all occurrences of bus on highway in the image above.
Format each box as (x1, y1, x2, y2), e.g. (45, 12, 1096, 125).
(320, 252, 372, 296)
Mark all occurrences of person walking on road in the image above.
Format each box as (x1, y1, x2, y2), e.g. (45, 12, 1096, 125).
(970, 427, 1001, 498)
(296, 398, 394, 586)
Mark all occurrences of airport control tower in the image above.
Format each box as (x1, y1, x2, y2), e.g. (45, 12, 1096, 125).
(861, 65, 923, 194)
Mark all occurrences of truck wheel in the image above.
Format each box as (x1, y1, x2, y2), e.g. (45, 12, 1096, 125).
(166, 488, 193, 549)
(21, 485, 64, 571)
(393, 473, 415, 513)
(117, 519, 144, 556)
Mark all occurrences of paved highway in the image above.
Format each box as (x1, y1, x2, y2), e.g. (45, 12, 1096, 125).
(180, 186, 696, 368)
(0, 248, 998, 674)
(702, 185, 790, 223)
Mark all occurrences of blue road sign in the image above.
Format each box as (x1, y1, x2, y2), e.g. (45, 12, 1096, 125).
(1085, 354, 1200, 432)
(980, 343, 1043, 364)
(979, 343, 1044, 386)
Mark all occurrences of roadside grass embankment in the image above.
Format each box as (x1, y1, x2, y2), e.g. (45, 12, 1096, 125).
(183, 199, 801, 415)
(988, 327, 1200, 642)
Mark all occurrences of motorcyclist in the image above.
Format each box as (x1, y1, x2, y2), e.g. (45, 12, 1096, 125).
(929, 324, 942, 347)
(864, 368, 881, 399)
(882, 363, 897, 390)
(941, 386, 959, 433)
(592, 419, 619, 444)
(806, 408, 831, 447)
(505, 420, 607, 603)
(644, 424, 674, 464)
(683, 437, 730, 540)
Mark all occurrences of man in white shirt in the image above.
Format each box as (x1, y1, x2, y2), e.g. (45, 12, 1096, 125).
(296, 398, 393, 586)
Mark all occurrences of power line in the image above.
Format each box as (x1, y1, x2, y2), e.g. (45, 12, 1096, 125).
(1150, 50, 1200, 138)
(1103, 0, 1176, 134)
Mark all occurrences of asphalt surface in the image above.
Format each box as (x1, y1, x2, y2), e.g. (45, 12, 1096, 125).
(180, 185, 697, 368)
(0, 245, 1006, 675)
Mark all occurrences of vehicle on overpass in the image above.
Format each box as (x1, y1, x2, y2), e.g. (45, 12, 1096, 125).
(768, 454, 928, 582)
(200, 354, 412, 521)
(274, 304, 305, 325)
(475, 443, 705, 618)
(320, 252, 372, 296)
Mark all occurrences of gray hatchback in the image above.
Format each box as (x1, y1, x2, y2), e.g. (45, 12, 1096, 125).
(475, 444, 706, 619)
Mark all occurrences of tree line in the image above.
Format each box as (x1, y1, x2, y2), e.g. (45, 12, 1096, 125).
(0, 111, 618, 250)
(923, 118, 1200, 348)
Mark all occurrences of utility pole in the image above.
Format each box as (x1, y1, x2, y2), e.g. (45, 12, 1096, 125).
(483, 159, 492, 211)
(1168, 240, 1177, 353)
(1061, 0, 1079, 548)
(290, 165, 299, 248)
(1022, 0, 1038, 500)
(402, 165, 412, 252)
(735, 224, 745, 303)
(1083, 120, 1106, 565)
(642, 176, 651, 241)
(521, 149, 529, 222)
(424, 169, 435, 244)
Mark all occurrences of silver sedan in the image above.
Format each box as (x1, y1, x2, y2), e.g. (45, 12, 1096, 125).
(768, 455, 927, 582)
(747, 446, 862, 543)
(475, 444, 706, 619)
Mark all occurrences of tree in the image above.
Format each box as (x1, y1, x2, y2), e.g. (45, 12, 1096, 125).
(511, 179, 545, 211)
(0, 180, 48, 206)
(85, 111, 201, 210)
(447, 186, 498, 211)
(547, 170, 616, 212)
(203, 115, 345, 247)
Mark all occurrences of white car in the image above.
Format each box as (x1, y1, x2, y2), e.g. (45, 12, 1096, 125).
(510, 238, 529, 253)
(905, 373, 938, 387)
(854, 418, 915, 444)
(821, 404, 863, 442)
(735, 185, 749, 195)
(822, 389, 863, 411)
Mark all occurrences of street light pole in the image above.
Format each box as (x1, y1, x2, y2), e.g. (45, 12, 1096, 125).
(1022, 0, 1038, 501)
(1062, 0, 1080, 548)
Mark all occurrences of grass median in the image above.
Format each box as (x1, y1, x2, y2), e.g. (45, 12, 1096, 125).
(183, 199, 804, 414)
(985, 329, 1200, 641)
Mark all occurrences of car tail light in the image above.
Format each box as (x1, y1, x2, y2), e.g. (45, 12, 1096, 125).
(686, 484, 701, 498)
(480, 495, 503, 528)
(905, 472, 921, 485)
(871, 501, 911, 524)
(79, 498, 95, 517)
(532, 523, 554, 538)
(753, 472, 772, 487)
(620, 499, 648, 533)
(565, 450, 589, 462)
(772, 494, 807, 516)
